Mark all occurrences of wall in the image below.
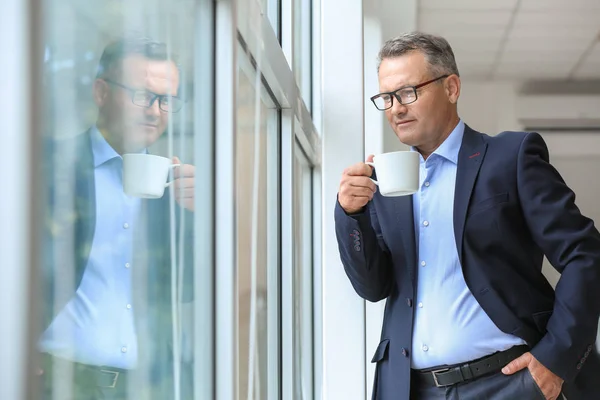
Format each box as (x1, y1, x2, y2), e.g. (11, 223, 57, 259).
(458, 79, 523, 135)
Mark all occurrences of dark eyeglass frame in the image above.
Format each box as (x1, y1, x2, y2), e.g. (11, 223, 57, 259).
(370, 75, 449, 111)
(102, 78, 184, 113)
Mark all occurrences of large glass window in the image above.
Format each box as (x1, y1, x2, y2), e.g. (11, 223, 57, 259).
(262, 0, 280, 35)
(236, 45, 280, 400)
(292, 146, 314, 399)
(37, 1, 212, 399)
(293, 0, 312, 111)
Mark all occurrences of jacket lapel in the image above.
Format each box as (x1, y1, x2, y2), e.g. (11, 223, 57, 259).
(394, 194, 417, 286)
(453, 125, 487, 264)
(73, 131, 97, 280)
(45, 131, 96, 324)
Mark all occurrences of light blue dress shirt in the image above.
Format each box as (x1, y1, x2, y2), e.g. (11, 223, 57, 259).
(39, 126, 140, 369)
(410, 120, 526, 369)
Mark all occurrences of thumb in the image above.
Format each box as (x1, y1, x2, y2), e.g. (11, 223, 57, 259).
(172, 156, 182, 165)
(366, 154, 375, 163)
(502, 352, 532, 375)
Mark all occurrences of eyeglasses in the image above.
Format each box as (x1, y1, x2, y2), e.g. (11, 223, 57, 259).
(102, 78, 184, 113)
(370, 75, 449, 111)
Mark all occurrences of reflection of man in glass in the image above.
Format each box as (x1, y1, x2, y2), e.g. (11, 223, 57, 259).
(39, 36, 194, 399)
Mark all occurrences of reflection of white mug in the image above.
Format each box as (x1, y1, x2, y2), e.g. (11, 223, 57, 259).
(366, 151, 419, 197)
(122, 154, 180, 199)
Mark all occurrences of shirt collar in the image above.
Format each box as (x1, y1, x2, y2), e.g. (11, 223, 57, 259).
(411, 119, 465, 165)
(90, 125, 121, 168)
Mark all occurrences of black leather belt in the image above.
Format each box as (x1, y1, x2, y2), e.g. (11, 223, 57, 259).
(412, 345, 529, 388)
(41, 353, 128, 391)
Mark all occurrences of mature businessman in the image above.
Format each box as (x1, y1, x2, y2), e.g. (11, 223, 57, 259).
(39, 36, 195, 399)
(335, 32, 600, 400)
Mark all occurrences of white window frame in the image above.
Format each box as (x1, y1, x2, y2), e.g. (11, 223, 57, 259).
(215, 1, 320, 400)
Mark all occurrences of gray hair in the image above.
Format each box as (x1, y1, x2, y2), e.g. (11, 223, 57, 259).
(377, 32, 460, 77)
(96, 34, 177, 78)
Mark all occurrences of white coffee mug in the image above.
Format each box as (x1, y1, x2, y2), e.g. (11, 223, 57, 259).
(122, 154, 181, 199)
(366, 151, 420, 196)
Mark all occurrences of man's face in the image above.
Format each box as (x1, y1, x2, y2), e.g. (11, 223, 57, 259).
(378, 51, 455, 150)
(95, 55, 180, 153)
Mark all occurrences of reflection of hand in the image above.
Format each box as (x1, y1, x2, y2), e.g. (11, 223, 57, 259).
(172, 156, 195, 211)
(502, 352, 563, 400)
(338, 154, 377, 214)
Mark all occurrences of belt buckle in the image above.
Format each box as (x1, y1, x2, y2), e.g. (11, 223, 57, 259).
(99, 369, 120, 389)
(431, 368, 450, 388)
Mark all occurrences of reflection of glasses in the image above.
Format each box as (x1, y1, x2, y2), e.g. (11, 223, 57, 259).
(370, 75, 449, 111)
(103, 78, 184, 112)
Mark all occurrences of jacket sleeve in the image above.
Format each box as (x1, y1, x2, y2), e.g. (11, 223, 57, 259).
(334, 196, 394, 302)
(517, 132, 600, 382)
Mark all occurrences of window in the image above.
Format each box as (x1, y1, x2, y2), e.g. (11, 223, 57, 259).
(262, 0, 280, 34)
(292, 146, 315, 399)
(293, 0, 312, 110)
(236, 45, 280, 399)
(37, 1, 213, 399)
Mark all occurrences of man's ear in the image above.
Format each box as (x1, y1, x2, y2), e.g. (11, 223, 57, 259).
(93, 78, 109, 107)
(445, 74, 461, 104)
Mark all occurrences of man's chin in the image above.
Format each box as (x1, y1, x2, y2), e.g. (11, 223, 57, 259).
(394, 129, 418, 147)
(123, 139, 152, 153)
(124, 129, 163, 151)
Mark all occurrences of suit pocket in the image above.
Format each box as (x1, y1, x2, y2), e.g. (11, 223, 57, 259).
(371, 339, 390, 363)
(467, 192, 509, 217)
(524, 368, 546, 400)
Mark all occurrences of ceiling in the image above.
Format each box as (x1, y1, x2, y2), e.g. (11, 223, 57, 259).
(418, 0, 600, 80)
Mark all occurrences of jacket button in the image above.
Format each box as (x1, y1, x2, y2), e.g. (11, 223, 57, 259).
(406, 298, 412, 307)
(402, 348, 409, 357)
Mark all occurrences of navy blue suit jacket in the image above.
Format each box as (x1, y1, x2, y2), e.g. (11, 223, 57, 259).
(335, 126, 600, 400)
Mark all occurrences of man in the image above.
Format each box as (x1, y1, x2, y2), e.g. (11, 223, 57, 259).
(335, 32, 600, 400)
(39, 36, 195, 399)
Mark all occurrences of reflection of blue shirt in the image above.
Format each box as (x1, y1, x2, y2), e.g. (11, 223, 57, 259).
(410, 120, 525, 369)
(39, 126, 140, 369)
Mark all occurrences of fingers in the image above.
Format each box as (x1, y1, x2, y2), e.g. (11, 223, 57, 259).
(171, 172, 195, 212)
(338, 162, 377, 213)
(172, 187, 194, 198)
(172, 178, 194, 196)
(502, 352, 532, 375)
(170, 159, 195, 212)
(342, 176, 377, 196)
(172, 157, 195, 179)
(344, 162, 373, 178)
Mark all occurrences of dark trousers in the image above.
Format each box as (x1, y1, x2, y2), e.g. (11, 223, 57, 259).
(410, 368, 565, 400)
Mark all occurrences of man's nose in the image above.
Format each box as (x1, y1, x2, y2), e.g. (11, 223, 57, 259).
(145, 99, 161, 117)
(390, 98, 408, 116)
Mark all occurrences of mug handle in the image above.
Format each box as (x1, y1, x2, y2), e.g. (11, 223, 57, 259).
(165, 163, 182, 187)
(365, 162, 378, 185)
